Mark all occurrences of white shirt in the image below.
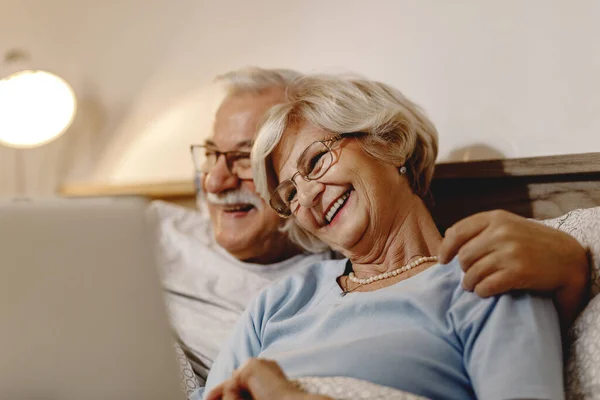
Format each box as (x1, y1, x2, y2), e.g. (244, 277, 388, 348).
(148, 201, 331, 383)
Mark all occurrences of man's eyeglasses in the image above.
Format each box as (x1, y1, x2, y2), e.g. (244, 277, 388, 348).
(270, 132, 363, 218)
(190, 145, 252, 180)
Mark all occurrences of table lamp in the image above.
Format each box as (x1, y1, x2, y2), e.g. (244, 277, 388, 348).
(0, 50, 77, 196)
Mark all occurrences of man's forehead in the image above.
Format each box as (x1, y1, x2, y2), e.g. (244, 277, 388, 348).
(210, 108, 257, 148)
(210, 90, 284, 150)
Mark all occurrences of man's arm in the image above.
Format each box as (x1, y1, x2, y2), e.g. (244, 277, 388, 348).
(438, 210, 590, 328)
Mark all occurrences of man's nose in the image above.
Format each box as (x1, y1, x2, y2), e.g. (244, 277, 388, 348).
(204, 156, 239, 194)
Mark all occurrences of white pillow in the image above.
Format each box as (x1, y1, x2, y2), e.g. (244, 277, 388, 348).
(294, 377, 428, 400)
(539, 207, 600, 296)
(539, 207, 600, 399)
(174, 343, 201, 398)
(566, 295, 600, 399)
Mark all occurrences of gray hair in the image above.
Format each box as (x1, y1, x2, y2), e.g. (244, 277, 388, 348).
(214, 67, 302, 96)
(251, 74, 439, 253)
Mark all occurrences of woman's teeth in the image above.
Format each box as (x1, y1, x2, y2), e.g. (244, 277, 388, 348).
(325, 192, 350, 223)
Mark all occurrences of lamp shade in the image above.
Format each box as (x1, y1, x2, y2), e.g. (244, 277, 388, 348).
(0, 70, 77, 148)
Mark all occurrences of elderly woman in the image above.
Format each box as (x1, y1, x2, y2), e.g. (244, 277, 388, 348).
(203, 75, 566, 400)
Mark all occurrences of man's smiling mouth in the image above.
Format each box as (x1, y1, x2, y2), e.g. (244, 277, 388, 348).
(223, 204, 255, 213)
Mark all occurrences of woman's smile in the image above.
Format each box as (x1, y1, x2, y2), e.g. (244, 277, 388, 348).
(324, 190, 351, 225)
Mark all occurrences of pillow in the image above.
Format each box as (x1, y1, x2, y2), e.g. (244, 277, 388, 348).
(539, 207, 600, 296)
(294, 377, 428, 400)
(566, 295, 600, 399)
(538, 207, 600, 399)
(174, 343, 201, 398)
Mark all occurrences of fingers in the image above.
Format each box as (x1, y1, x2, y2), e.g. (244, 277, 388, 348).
(208, 359, 293, 400)
(206, 374, 246, 400)
(460, 252, 526, 298)
(438, 212, 491, 264)
(455, 231, 495, 273)
(222, 378, 243, 400)
(238, 358, 298, 400)
(206, 383, 225, 400)
(237, 358, 282, 392)
(472, 270, 516, 298)
(461, 253, 500, 291)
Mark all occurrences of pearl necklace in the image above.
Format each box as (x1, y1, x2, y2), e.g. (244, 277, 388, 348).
(348, 255, 438, 285)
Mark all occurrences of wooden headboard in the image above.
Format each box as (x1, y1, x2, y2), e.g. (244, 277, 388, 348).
(430, 152, 600, 231)
(61, 152, 600, 231)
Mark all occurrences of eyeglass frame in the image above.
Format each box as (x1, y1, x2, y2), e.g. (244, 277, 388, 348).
(189, 144, 253, 179)
(269, 132, 364, 218)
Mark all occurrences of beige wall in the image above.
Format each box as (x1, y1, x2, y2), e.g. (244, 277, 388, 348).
(2, 0, 599, 194)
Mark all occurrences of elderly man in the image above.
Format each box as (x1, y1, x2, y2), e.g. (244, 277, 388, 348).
(156, 67, 589, 388)
(155, 68, 330, 386)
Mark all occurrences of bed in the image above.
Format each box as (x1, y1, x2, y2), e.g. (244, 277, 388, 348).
(60, 152, 600, 399)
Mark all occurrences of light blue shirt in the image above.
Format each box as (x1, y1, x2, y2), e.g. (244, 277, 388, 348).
(200, 258, 564, 400)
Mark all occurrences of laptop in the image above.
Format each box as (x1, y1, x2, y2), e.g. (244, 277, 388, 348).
(0, 198, 184, 400)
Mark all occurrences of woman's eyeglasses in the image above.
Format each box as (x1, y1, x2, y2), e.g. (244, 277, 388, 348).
(190, 145, 252, 180)
(270, 132, 363, 218)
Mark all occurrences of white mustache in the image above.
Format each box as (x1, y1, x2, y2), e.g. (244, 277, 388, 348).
(205, 189, 263, 210)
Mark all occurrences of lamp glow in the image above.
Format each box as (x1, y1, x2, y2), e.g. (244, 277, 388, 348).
(0, 70, 77, 148)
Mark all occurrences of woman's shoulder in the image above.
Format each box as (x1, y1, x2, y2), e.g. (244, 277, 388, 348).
(414, 257, 492, 312)
(251, 258, 346, 315)
(434, 257, 558, 330)
(418, 257, 465, 289)
(267, 258, 346, 295)
(427, 257, 486, 299)
(289, 257, 348, 281)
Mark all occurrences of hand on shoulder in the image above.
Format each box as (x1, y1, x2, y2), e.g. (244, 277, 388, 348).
(438, 210, 590, 326)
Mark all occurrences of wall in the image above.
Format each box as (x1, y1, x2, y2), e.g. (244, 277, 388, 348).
(0, 0, 199, 195)
(93, 0, 600, 184)
(2, 0, 599, 193)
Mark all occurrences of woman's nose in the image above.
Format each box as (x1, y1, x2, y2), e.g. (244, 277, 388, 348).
(296, 179, 325, 209)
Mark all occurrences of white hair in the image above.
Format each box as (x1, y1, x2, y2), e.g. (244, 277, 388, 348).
(214, 67, 302, 96)
(196, 67, 302, 215)
(251, 74, 439, 253)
